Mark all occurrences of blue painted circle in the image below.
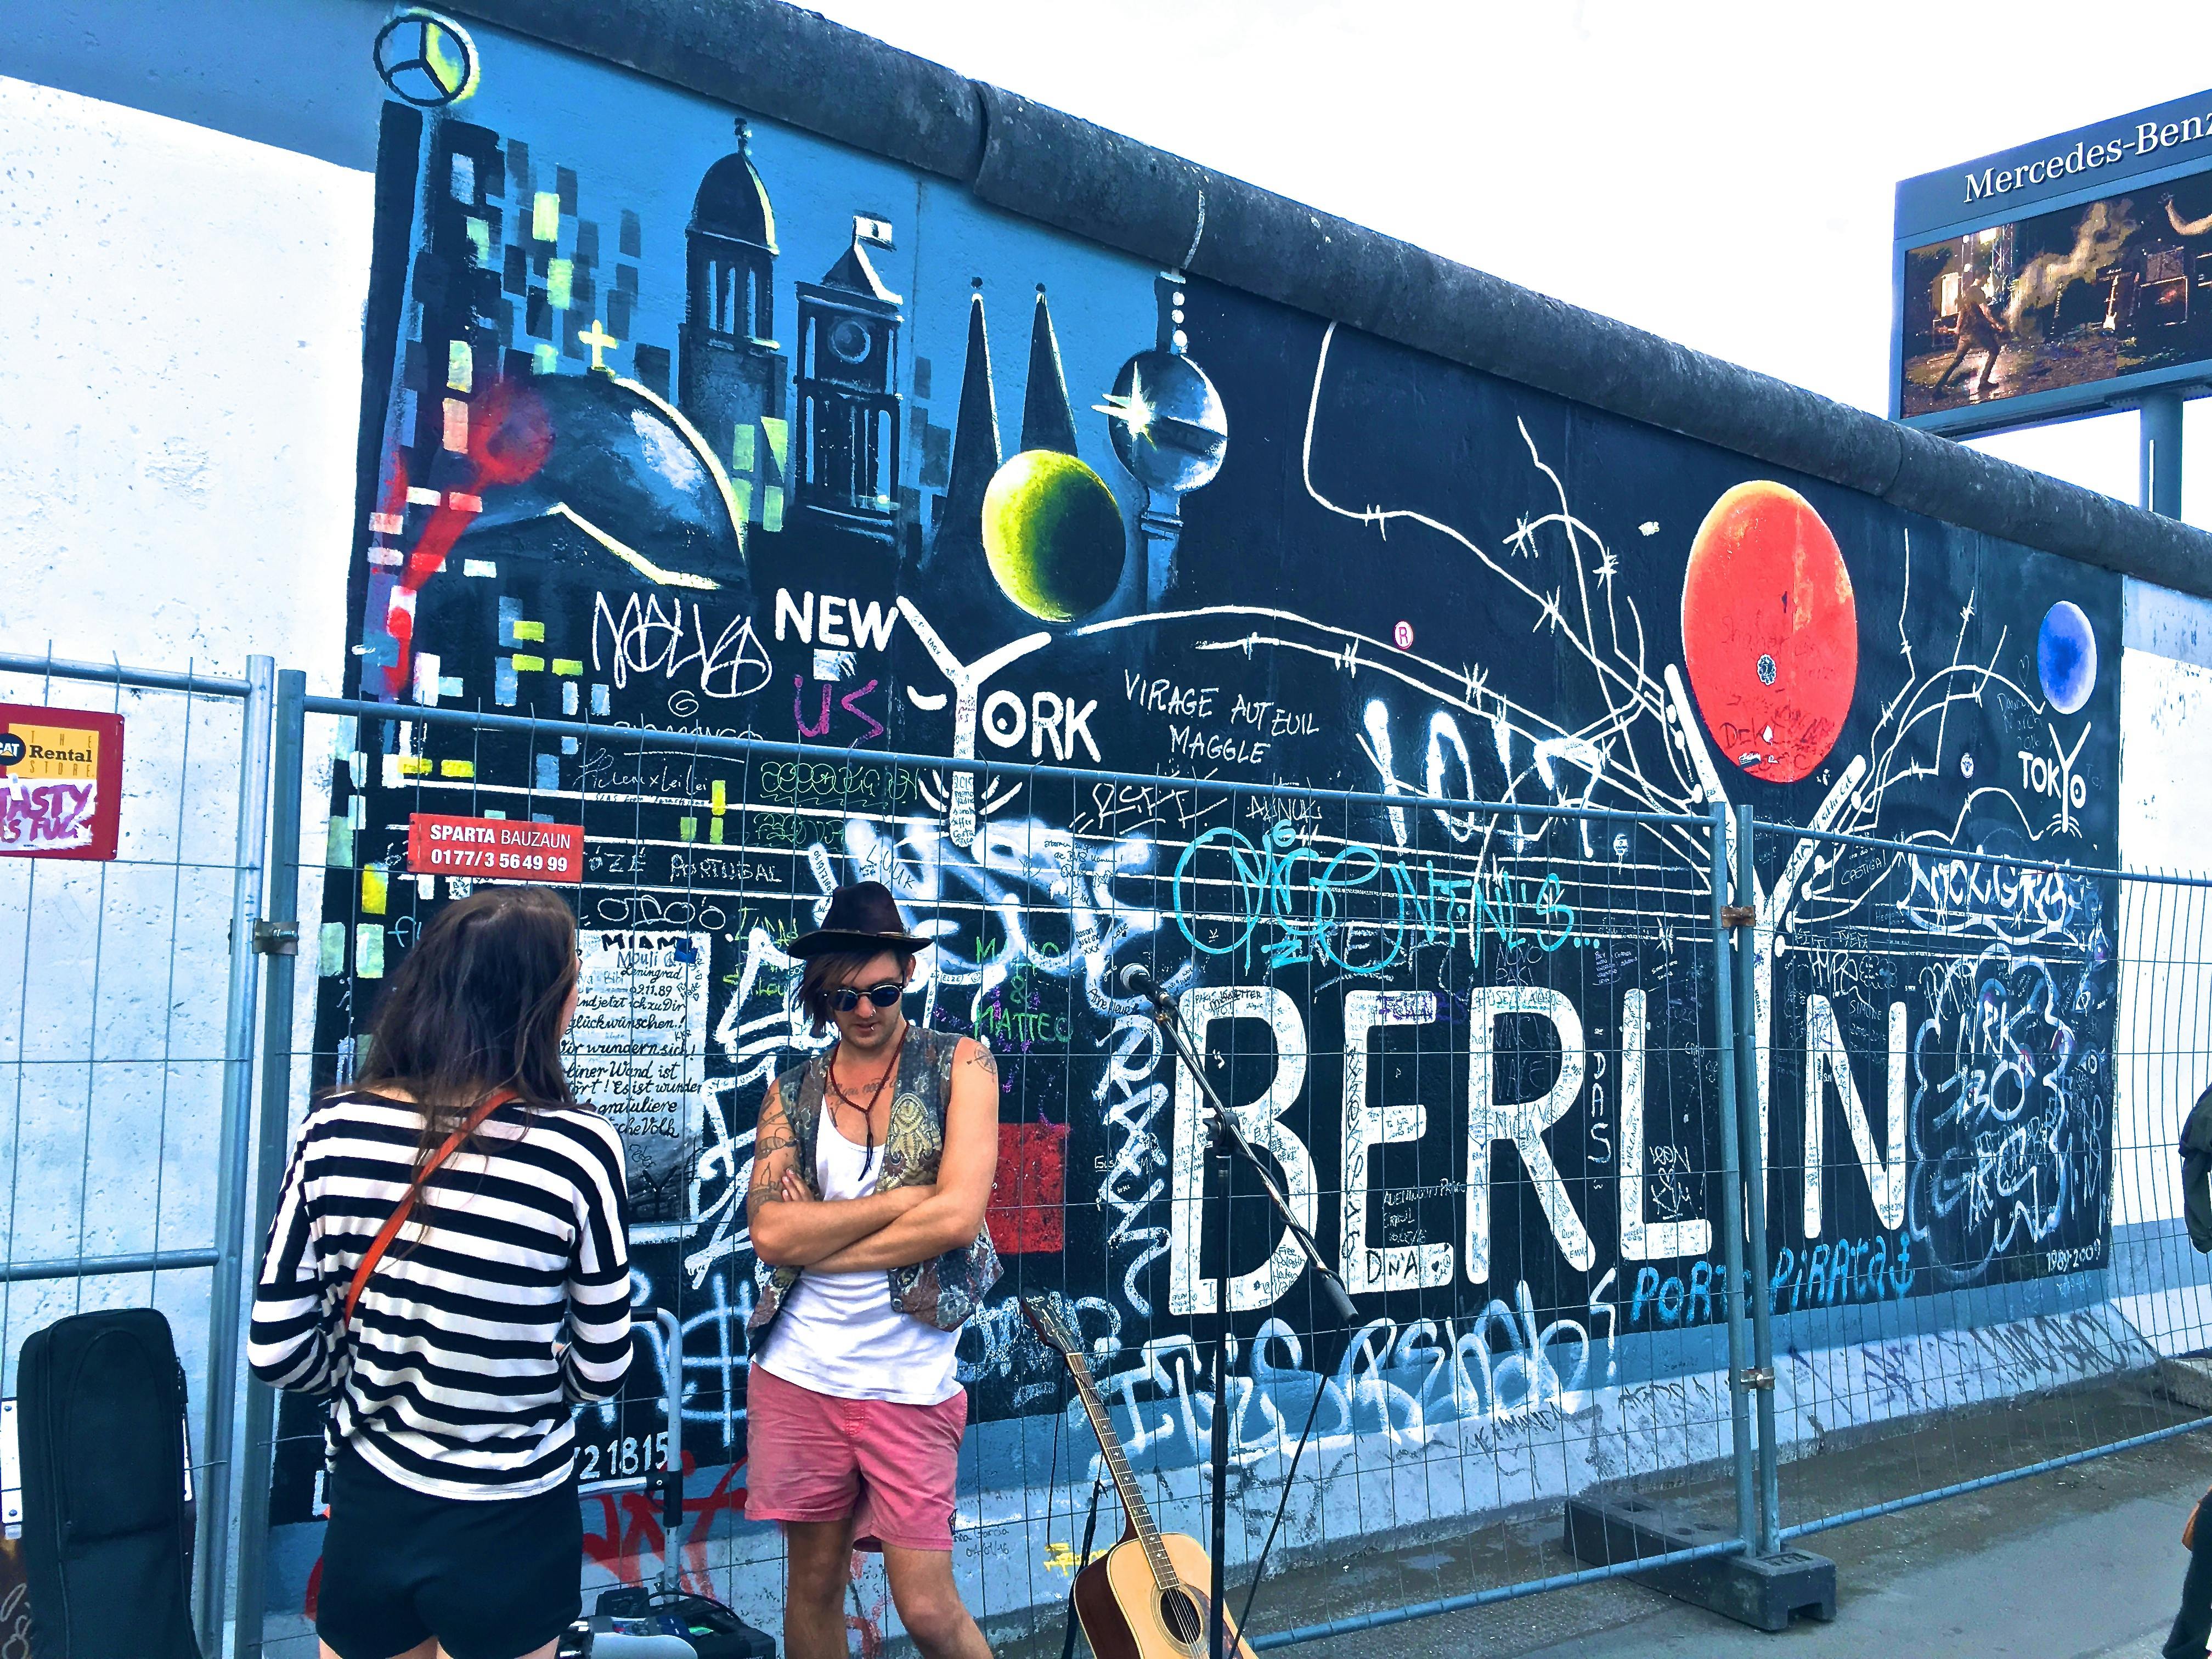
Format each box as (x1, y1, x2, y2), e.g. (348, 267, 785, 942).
(2037, 600, 2097, 716)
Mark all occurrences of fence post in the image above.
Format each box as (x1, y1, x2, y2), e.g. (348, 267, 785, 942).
(232, 669, 306, 1658)
(1708, 803, 1757, 1554)
(1729, 806, 1781, 1556)
(196, 654, 275, 1655)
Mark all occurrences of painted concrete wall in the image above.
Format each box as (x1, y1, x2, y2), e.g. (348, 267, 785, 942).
(1, 9, 2210, 1657)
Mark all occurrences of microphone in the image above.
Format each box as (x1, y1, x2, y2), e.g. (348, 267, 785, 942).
(1117, 962, 1168, 1007)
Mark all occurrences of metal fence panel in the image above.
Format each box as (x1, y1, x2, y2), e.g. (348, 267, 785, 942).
(4, 665, 2205, 1653)
(0, 652, 268, 1656)
(241, 696, 1776, 1653)
(1735, 821, 2212, 1551)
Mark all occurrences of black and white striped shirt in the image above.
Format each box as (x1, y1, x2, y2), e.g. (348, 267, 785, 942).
(249, 1088, 633, 1500)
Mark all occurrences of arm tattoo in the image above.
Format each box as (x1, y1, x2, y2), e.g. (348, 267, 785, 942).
(749, 1086, 797, 1200)
(748, 1130, 799, 1201)
(962, 1045, 999, 1075)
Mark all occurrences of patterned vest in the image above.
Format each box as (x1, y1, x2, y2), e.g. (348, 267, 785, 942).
(746, 1026, 1001, 1341)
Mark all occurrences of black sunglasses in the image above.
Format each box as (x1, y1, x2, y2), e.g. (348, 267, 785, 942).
(829, 980, 905, 1013)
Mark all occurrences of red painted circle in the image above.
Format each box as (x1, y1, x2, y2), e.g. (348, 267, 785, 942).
(470, 379, 554, 487)
(1680, 481, 1857, 784)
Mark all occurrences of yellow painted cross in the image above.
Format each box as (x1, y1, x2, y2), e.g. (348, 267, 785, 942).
(579, 318, 619, 371)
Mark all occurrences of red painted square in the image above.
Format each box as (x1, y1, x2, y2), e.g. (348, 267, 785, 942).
(988, 1122, 1069, 1255)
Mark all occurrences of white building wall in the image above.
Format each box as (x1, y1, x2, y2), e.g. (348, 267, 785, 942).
(0, 76, 369, 1425)
(0, 75, 370, 677)
(2112, 578, 2212, 1325)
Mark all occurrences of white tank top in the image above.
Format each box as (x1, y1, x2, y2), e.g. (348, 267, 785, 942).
(753, 1110, 962, 1405)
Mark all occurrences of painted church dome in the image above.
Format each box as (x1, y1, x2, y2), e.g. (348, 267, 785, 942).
(464, 369, 748, 592)
(691, 121, 776, 252)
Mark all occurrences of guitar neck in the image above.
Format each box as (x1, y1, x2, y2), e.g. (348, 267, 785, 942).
(1065, 1353, 1181, 1593)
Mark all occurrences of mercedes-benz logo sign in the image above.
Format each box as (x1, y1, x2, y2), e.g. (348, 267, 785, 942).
(374, 9, 479, 108)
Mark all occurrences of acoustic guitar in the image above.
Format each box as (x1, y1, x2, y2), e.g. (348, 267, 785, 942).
(1022, 1297, 1257, 1659)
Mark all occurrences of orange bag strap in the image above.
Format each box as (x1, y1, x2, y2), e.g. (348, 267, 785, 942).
(342, 1088, 516, 1327)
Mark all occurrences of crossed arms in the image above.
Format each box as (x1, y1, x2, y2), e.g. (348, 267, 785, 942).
(747, 1038, 1000, 1272)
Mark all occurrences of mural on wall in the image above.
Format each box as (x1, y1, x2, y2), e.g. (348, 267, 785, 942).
(279, 9, 2124, 1621)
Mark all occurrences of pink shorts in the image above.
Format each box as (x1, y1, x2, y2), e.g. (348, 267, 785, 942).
(743, 1364, 968, 1552)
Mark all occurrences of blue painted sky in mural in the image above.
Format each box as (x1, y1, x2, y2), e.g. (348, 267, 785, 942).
(452, 27, 1158, 523)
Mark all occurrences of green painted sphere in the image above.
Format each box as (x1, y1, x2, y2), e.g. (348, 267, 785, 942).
(980, 450, 1125, 622)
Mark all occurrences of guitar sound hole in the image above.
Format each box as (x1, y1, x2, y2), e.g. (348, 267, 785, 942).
(1160, 1587, 1204, 1645)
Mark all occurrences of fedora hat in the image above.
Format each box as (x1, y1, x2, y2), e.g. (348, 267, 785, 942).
(788, 881, 933, 959)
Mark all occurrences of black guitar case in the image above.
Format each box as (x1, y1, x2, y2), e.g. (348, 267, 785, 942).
(16, 1308, 200, 1659)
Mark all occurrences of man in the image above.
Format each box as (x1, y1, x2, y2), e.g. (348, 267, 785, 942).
(744, 881, 1002, 1659)
(1931, 270, 2008, 400)
(2166, 193, 2212, 238)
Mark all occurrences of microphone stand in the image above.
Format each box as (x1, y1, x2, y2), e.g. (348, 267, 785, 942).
(1128, 973, 1360, 1659)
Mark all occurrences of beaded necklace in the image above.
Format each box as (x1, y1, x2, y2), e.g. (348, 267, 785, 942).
(825, 1021, 906, 1180)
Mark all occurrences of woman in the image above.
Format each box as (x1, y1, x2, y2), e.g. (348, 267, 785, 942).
(250, 885, 631, 1659)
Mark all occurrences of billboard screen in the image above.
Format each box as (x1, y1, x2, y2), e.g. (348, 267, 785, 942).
(1901, 177, 2212, 418)
(1894, 88, 2212, 433)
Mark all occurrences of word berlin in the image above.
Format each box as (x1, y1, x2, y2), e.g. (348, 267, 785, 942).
(1965, 117, 2212, 205)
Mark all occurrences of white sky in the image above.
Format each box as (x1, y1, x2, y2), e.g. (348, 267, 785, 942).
(809, 0, 2212, 521)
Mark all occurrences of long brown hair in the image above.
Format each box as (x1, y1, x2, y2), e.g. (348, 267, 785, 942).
(352, 884, 581, 1172)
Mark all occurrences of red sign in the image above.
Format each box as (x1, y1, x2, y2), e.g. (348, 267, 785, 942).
(0, 705, 124, 861)
(406, 813, 583, 882)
